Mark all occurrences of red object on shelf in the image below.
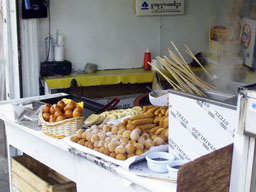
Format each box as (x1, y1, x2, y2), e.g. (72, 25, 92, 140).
(96, 97, 120, 114)
(143, 48, 152, 70)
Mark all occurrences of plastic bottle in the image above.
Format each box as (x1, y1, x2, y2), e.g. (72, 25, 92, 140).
(143, 47, 152, 70)
(45, 36, 54, 62)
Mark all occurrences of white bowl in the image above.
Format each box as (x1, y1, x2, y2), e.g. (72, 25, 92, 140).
(149, 90, 168, 106)
(166, 160, 188, 179)
(146, 152, 175, 173)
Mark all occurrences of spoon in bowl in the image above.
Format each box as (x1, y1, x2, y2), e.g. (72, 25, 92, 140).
(146, 86, 159, 97)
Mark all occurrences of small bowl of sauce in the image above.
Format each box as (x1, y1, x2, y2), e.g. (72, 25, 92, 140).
(146, 152, 175, 173)
(167, 160, 188, 179)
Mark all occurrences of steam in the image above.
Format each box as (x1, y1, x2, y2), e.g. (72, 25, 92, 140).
(205, 14, 245, 95)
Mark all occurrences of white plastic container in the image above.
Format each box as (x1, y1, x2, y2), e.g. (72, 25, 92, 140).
(149, 90, 168, 106)
(55, 46, 64, 61)
(146, 152, 175, 173)
(166, 160, 188, 179)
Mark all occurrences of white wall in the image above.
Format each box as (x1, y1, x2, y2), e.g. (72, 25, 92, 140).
(0, 0, 6, 101)
(38, 0, 233, 71)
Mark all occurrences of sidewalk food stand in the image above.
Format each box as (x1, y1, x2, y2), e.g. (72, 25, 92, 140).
(0, 82, 255, 192)
(0, 93, 176, 192)
(3, 0, 256, 191)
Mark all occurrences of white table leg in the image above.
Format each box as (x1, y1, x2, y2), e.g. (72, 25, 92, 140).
(6, 143, 12, 192)
(44, 81, 51, 95)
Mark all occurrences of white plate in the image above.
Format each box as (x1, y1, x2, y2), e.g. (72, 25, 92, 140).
(64, 135, 168, 170)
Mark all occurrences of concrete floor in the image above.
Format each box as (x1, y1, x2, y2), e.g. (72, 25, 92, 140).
(0, 157, 9, 192)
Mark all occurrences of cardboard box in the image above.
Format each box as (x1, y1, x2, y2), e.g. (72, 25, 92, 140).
(241, 17, 256, 69)
(12, 155, 76, 192)
(168, 90, 238, 161)
(134, 0, 184, 16)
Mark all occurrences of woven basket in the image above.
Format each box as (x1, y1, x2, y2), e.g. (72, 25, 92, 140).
(209, 14, 242, 55)
(38, 111, 85, 139)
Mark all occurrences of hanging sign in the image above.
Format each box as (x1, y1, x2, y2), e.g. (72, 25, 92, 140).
(134, 0, 184, 16)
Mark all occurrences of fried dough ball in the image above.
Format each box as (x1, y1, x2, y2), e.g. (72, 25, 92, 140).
(92, 128, 99, 134)
(91, 125, 98, 130)
(94, 147, 99, 152)
(117, 129, 125, 135)
(81, 132, 87, 139)
(98, 132, 107, 140)
(106, 132, 113, 137)
(108, 142, 118, 152)
(130, 130, 140, 141)
(99, 147, 105, 153)
(70, 136, 79, 143)
(43, 113, 50, 121)
(93, 141, 99, 148)
(104, 138, 111, 148)
(98, 123, 105, 129)
(120, 142, 127, 147)
(73, 109, 82, 117)
(97, 140, 104, 148)
(134, 128, 142, 135)
(144, 139, 153, 149)
(135, 149, 144, 156)
(138, 136, 145, 145)
(103, 148, 110, 155)
(141, 133, 150, 140)
(115, 145, 125, 154)
(84, 128, 91, 134)
(122, 130, 131, 139)
(103, 125, 112, 132)
(42, 103, 51, 113)
(76, 129, 84, 138)
(134, 143, 144, 150)
(120, 137, 129, 144)
(117, 123, 126, 130)
(56, 115, 65, 122)
(125, 144, 135, 154)
(111, 126, 118, 134)
(105, 137, 111, 143)
(111, 137, 120, 143)
(57, 100, 65, 109)
(110, 152, 116, 158)
(90, 134, 99, 143)
(153, 137, 164, 146)
(103, 125, 111, 132)
(85, 132, 92, 141)
(129, 140, 136, 145)
(84, 141, 90, 147)
(77, 139, 86, 145)
(116, 153, 127, 160)
(88, 142, 94, 149)
(54, 111, 63, 119)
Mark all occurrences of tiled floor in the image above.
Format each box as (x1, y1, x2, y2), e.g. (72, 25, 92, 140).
(0, 157, 9, 192)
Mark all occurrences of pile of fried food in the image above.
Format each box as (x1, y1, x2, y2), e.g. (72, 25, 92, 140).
(41, 99, 83, 122)
(71, 105, 168, 160)
(84, 106, 142, 126)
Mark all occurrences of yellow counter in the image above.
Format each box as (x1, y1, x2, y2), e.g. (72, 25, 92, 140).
(44, 68, 169, 89)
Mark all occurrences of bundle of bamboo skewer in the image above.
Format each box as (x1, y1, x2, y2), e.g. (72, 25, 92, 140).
(149, 41, 214, 97)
